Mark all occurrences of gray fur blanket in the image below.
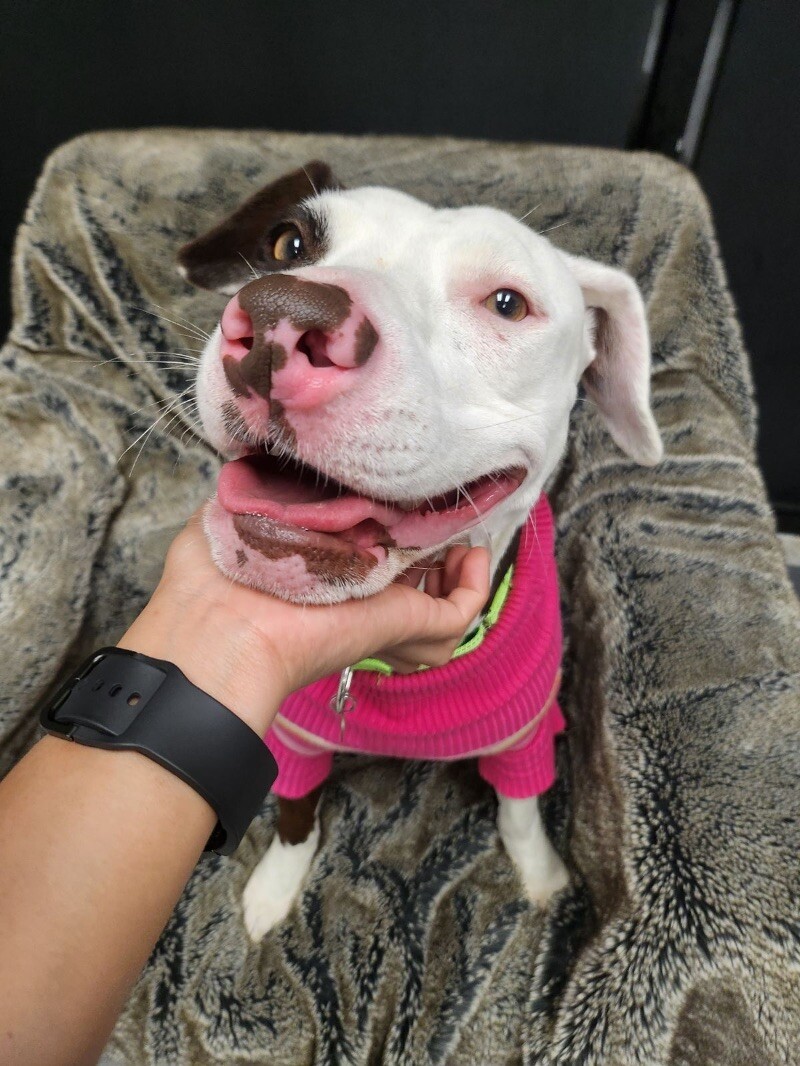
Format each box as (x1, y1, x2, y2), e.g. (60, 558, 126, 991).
(1, 130, 798, 1066)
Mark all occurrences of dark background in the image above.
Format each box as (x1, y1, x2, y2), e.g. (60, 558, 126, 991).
(1, 0, 797, 528)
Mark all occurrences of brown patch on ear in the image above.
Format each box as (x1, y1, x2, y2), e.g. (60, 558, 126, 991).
(177, 160, 341, 292)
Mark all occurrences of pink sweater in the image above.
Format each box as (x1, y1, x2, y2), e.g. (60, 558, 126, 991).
(267, 494, 565, 799)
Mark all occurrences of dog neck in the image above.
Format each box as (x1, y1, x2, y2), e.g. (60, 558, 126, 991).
(488, 525, 523, 601)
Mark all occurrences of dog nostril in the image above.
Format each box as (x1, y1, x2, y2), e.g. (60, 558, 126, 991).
(220, 299, 255, 349)
(297, 329, 335, 369)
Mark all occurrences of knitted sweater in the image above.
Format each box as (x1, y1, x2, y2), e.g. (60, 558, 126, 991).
(267, 495, 564, 799)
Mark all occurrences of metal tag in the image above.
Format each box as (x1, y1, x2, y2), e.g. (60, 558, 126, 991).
(329, 665, 356, 740)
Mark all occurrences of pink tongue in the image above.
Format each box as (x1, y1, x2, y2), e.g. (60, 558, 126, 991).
(218, 455, 398, 533)
(217, 454, 524, 549)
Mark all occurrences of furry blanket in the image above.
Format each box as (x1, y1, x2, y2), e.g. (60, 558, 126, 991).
(1, 130, 798, 1066)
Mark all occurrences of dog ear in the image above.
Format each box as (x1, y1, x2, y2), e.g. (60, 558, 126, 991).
(177, 160, 341, 294)
(559, 251, 663, 466)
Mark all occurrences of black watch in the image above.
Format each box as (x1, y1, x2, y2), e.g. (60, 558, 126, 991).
(39, 647, 278, 855)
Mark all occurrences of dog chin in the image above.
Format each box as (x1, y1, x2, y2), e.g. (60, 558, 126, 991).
(203, 498, 414, 605)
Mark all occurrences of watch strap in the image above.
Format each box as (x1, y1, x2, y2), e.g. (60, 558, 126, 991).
(40, 647, 278, 855)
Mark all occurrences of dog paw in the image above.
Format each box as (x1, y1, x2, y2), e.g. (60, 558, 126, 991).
(243, 879, 298, 941)
(520, 850, 570, 907)
(496, 796, 569, 908)
(242, 824, 319, 942)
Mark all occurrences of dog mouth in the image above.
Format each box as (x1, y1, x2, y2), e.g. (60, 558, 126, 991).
(217, 450, 526, 566)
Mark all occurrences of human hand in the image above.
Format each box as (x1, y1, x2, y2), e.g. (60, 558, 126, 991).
(119, 508, 490, 735)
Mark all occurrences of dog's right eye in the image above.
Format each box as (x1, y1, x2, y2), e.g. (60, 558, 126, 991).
(483, 288, 528, 322)
(270, 223, 305, 263)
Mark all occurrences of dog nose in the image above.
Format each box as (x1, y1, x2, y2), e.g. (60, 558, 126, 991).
(219, 274, 379, 410)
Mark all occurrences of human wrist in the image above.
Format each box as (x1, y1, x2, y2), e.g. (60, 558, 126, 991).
(118, 593, 286, 737)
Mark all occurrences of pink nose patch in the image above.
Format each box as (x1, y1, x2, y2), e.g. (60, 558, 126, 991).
(219, 274, 379, 410)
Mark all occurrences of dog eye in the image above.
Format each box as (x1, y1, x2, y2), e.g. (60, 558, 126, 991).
(484, 288, 528, 322)
(270, 223, 305, 263)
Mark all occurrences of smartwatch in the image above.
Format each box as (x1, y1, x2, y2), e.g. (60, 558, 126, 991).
(39, 647, 278, 855)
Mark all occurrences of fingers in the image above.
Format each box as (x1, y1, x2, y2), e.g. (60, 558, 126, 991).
(377, 653, 421, 674)
(378, 638, 460, 673)
(394, 554, 444, 595)
(370, 544, 490, 670)
(164, 503, 210, 566)
(394, 546, 478, 604)
(431, 545, 491, 635)
(393, 565, 427, 590)
(185, 502, 207, 528)
(439, 545, 470, 597)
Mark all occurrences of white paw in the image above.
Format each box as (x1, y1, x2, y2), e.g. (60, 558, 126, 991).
(519, 848, 570, 906)
(496, 794, 569, 908)
(242, 823, 319, 941)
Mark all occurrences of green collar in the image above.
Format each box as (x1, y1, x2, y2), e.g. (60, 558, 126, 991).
(352, 563, 515, 677)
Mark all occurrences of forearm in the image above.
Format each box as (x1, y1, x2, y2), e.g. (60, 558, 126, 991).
(0, 735, 242, 1065)
(0, 512, 488, 1064)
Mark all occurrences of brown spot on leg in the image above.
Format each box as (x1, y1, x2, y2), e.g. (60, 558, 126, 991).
(353, 317, 378, 366)
(277, 787, 322, 846)
(236, 549, 247, 567)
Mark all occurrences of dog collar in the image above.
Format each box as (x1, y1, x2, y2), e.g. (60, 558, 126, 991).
(350, 562, 514, 678)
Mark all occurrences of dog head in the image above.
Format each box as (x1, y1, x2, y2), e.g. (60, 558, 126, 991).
(179, 161, 662, 604)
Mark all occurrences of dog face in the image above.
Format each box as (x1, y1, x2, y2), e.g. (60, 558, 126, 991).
(180, 162, 662, 604)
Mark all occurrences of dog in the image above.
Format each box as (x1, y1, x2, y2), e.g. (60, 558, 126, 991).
(178, 161, 662, 940)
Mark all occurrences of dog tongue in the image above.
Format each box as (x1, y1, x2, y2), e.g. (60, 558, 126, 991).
(217, 453, 524, 549)
(218, 454, 399, 533)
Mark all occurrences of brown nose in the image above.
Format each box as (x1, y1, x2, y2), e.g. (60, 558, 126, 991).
(219, 274, 380, 409)
(236, 273, 354, 336)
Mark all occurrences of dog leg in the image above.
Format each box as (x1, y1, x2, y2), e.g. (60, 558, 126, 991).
(243, 788, 322, 941)
(496, 794, 569, 906)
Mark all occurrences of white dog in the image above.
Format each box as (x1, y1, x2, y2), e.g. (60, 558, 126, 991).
(178, 162, 662, 940)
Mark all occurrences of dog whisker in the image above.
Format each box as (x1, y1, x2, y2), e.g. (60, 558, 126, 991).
(147, 302, 212, 340)
(127, 303, 211, 342)
(536, 218, 575, 236)
(91, 351, 202, 369)
(462, 411, 538, 431)
(516, 202, 542, 224)
(460, 484, 492, 545)
(238, 252, 261, 281)
(125, 388, 196, 419)
(117, 384, 197, 469)
(301, 165, 319, 197)
(127, 410, 180, 476)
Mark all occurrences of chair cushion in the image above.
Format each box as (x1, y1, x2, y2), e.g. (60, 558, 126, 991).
(2, 129, 798, 1065)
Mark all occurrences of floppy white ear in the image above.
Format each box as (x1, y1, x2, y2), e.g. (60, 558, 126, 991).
(560, 251, 663, 466)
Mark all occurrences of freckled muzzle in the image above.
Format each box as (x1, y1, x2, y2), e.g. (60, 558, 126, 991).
(218, 273, 379, 412)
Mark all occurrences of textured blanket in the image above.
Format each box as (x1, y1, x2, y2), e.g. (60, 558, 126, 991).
(1, 130, 798, 1066)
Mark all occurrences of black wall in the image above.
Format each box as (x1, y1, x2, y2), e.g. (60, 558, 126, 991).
(0, 0, 658, 334)
(694, 0, 800, 520)
(1, 0, 797, 523)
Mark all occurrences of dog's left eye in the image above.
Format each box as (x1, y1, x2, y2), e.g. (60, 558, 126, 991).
(270, 223, 305, 263)
(483, 288, 528, 322)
